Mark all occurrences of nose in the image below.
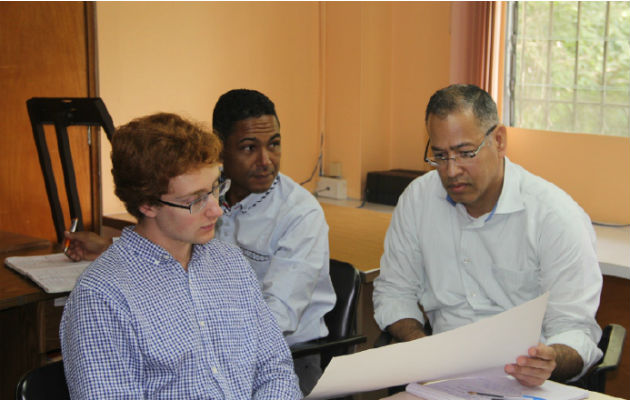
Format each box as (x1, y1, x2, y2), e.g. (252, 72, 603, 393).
(258, 148, 271, 167)
(205, 195, 223, 218)
(444, 157, 463, 178)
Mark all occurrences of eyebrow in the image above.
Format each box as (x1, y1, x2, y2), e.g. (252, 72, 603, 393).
(430, 141, 477, 152)
(173, 180, 219, 201)
(237, 133, 281, 144)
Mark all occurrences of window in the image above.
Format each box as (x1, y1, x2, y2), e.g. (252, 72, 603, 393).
(504, 1, 630, 137)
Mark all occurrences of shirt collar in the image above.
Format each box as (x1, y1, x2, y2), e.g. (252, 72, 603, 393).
(221, 175, 279, 214)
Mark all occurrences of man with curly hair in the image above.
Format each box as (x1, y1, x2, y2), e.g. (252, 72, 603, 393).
(60, 113, 301, 399)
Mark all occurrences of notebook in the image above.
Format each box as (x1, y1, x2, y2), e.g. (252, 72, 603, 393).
(5, 253, 90, 293)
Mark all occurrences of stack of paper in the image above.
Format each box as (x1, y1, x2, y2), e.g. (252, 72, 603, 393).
(5, 253, 90, 293)
(406, 376, 588, 400)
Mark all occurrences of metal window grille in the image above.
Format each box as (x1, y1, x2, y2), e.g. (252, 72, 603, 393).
(504, 1, 630, 137)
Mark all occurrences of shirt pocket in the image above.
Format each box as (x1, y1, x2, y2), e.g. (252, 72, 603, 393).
(491, 263, 539, 303)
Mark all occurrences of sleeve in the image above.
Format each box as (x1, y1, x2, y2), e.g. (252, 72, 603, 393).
(373, 185, 426, 331)
(260, 204, 332, 336)
(248, 269, 302, 399)
(537, 207, 603, 379)
(60, 284, 144, 399)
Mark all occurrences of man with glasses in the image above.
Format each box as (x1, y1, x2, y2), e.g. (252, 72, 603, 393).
(373, 84, 602, 386)
(64, 90, 335, 395)
(60, 113, 301, 399)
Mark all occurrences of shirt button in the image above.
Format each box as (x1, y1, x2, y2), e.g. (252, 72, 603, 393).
(199, 321, 205, 327)
(463, 258, 470, 264)
(212, 366, 218, 374)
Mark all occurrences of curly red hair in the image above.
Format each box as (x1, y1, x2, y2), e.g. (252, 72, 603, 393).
(112, 113, 222, 220)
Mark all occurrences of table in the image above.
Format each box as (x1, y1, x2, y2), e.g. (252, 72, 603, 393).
(382, 390, 627, 400)
(0, 234, 67, 399)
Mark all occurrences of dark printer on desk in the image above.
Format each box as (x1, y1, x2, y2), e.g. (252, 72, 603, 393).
(365, 169, 426, 206)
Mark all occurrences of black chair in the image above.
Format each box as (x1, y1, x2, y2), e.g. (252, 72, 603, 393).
(290, 259, 367, 370)
(569, 323, 626, 393)
(26, 97, 115, 244)
(15, 360, 69, 400)
(375, 322, 626, 393)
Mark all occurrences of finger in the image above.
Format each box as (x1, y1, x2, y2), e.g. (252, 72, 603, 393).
(505, 364, 547, 387)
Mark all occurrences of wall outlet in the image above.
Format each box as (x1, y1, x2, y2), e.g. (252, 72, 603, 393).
(316, 176, 347, 200)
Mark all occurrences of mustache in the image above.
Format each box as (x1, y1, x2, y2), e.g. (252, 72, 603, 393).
(248, 166, 275, 177)
(446, 179, 470, 186)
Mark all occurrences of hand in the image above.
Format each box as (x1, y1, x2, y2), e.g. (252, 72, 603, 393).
(504, 343, 556, 387)
(387, 318, 427, 343)
(64, 231, 111, 261)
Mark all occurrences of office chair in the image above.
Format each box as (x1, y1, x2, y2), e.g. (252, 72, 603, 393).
(375, 322, 626, 394)
(26, 97, 115, 244)
(569, 323, 626, 393)
(290, 259, 367, 370)
(15, 360, 70, 400)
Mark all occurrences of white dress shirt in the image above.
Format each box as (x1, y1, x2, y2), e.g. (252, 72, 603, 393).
(373, 158, 603, 377)
(216, 173, 336, 346)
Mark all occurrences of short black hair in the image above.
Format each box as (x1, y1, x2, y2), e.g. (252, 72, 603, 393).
(212, 89, 278, 141)
(425, 84, 498, 129)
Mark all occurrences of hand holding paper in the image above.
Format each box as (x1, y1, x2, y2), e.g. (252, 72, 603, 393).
(306, 293, 550, 399)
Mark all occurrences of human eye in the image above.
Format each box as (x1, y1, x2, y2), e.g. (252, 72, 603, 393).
(188, 192, 210, 207)
(459, 150, 476, 159)
(433, 152, 448, 161)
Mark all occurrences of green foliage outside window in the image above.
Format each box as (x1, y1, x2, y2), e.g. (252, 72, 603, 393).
(506, 1, 629, 137)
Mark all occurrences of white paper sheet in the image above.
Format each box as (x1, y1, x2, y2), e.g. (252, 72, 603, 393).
(5, 253, 90, 293)
(306, 293, 549, 399)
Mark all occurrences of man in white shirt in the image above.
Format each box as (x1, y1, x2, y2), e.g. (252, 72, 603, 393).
(65, 89, 335, 395)
(212, 89, 336, 394)
(373, 84, 603, 386)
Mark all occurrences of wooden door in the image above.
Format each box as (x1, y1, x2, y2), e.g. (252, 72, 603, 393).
(0, 2, 99, 243)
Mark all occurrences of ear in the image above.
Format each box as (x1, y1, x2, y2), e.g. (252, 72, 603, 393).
(138, 203, 159, 218)
(494, 125, 508, 156)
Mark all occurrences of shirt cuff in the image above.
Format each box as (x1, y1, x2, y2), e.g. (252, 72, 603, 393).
(545, 329, 603, 380)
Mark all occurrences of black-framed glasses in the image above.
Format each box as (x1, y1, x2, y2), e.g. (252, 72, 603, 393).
(158, 179, 231, 214)
(423, 124, 497, 168)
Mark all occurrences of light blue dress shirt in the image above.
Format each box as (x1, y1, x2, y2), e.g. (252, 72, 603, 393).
(216, 173, 336, 346)
(374, 158, 603, 378)
(60, 227, 301, 399)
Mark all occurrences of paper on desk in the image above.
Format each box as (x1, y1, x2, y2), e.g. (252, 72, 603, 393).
(406, 375, 588, 400)
(306, 292, 549, 399)
(5, 253, 90, 293)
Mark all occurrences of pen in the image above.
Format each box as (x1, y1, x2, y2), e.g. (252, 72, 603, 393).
(468, 392, 546, 400)
(63, 218, 79, 254)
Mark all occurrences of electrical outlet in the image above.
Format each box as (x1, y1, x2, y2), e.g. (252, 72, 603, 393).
(316, 176, 347, 200)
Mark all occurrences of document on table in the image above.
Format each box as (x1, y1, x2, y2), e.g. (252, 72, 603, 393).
(406, 375, 588, 400)
(306, 293, 549, 399)
(5, 253, 90, 293)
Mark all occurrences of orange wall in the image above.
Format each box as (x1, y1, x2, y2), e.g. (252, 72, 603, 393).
(97, 1, 630, 224)
(97, 1, 322, 214)
(506, 127, 630, 224)
(390, 2, 452, 172)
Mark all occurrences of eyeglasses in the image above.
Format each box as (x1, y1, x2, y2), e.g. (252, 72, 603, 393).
(158, 179, 231, 214)
(423, 124, 497, 168)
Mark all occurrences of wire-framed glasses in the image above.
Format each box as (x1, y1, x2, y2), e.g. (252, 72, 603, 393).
(158, 179, 231, 214)
(423, 125, 497, 168)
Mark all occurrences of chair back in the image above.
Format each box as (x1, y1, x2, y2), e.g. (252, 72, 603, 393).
(15, 360, 69, 400)
(26, 97, 115, 243)
(325, 259, 361, 340)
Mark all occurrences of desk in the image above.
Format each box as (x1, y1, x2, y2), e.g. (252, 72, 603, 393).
(0, 236, 68, 399)
(383, 390, 627, 400)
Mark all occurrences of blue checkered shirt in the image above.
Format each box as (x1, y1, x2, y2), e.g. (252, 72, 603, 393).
(60, 227, 301, 399)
